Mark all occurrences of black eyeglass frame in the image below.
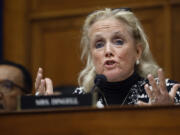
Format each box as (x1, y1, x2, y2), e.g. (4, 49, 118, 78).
(0, 79, 26, 93)
(112, 7, 132, 12)
(88, 7, 132, 16)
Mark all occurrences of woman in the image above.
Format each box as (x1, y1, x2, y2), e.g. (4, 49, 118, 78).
(35, 8, 180, 107)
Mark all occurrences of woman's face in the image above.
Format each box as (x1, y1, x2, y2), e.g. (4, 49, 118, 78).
(88, 18, 142, 82)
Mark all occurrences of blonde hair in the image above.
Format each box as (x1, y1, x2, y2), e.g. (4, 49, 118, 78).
(78, 8, 159, 92)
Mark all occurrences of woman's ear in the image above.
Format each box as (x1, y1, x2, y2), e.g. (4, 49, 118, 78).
(136, 44, 143, 60)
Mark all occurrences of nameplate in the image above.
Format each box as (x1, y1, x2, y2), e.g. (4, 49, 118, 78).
(19, 93, 96, 110)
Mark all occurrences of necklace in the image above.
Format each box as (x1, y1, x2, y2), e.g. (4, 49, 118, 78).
(97, 72, 140, 106)
(99, 88, 132, 106)
(120, 89, 132, 106)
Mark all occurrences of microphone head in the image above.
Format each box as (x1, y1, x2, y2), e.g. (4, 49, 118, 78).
(94, 74, 107, 86)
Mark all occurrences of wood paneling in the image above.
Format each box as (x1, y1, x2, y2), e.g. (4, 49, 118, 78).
(31, 17, 84, 85)
(3, 0, 30, 68)
(29, 0, 169, 13)
(3, 0, 180, 88)
(1, 106, 180, 135)
(135, 7, 167, 70)
(172, 3, 180, 82)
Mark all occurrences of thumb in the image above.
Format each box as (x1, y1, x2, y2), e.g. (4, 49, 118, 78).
(137, 100, 150, 106)
(169, 84, 180, 99)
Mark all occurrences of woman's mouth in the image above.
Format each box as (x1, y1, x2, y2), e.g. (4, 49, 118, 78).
(104, 60, 116, 69)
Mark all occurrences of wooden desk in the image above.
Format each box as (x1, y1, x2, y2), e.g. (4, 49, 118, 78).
(0, 105, 180, 135)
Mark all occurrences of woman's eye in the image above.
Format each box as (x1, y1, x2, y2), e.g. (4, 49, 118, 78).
(95, 41, 104, 49)
(114, 39, 124, 45)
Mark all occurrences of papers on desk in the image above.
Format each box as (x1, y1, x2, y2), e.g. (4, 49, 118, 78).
(18, 93, 97, 110)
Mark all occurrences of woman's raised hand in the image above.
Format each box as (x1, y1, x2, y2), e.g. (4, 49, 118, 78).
(137, 68, 180, 105)
(35, 67, 54, 95)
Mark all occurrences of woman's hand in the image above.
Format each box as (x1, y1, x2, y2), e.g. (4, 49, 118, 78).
(35, 67, 53, 95)
(137, 68, 180, 106)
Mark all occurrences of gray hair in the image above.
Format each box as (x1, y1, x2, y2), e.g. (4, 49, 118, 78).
(78, 8, 159, 92)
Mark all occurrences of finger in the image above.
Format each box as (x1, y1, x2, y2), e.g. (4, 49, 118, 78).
(158, 68, 167, 94)
(45, 78, 53, 95)
(38, 67, 43, 74)
(147, 74, 160, 95)
(35, 67, 43, 90)
(38, 79, 46, 94)
(144, 84, 153, 98)
(35, 73, 42, 90)
(169, 84, 180, 99)
(137, 100, 150, 106)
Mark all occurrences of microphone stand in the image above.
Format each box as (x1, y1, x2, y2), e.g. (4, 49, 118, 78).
(90, 78, 108, 106)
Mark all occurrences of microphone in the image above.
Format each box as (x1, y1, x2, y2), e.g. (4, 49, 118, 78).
(91, 74, 108, 106)
(91, 74, 107, 93)
(94, 74, 107, 87)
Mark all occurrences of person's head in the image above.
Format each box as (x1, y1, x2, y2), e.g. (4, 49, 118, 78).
(78, 8, 159, 92)
(0, 60, 32, 110)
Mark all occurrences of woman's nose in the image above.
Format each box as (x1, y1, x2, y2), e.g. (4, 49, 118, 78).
(104, 43, 114, 57)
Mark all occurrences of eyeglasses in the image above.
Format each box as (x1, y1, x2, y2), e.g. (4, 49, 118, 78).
(88, 7, 132, 16)
(112, 7, 132, 13)
(0, 80, 26, 94)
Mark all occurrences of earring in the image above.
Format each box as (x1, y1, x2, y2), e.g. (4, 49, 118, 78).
(136, 59, 140, 65)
